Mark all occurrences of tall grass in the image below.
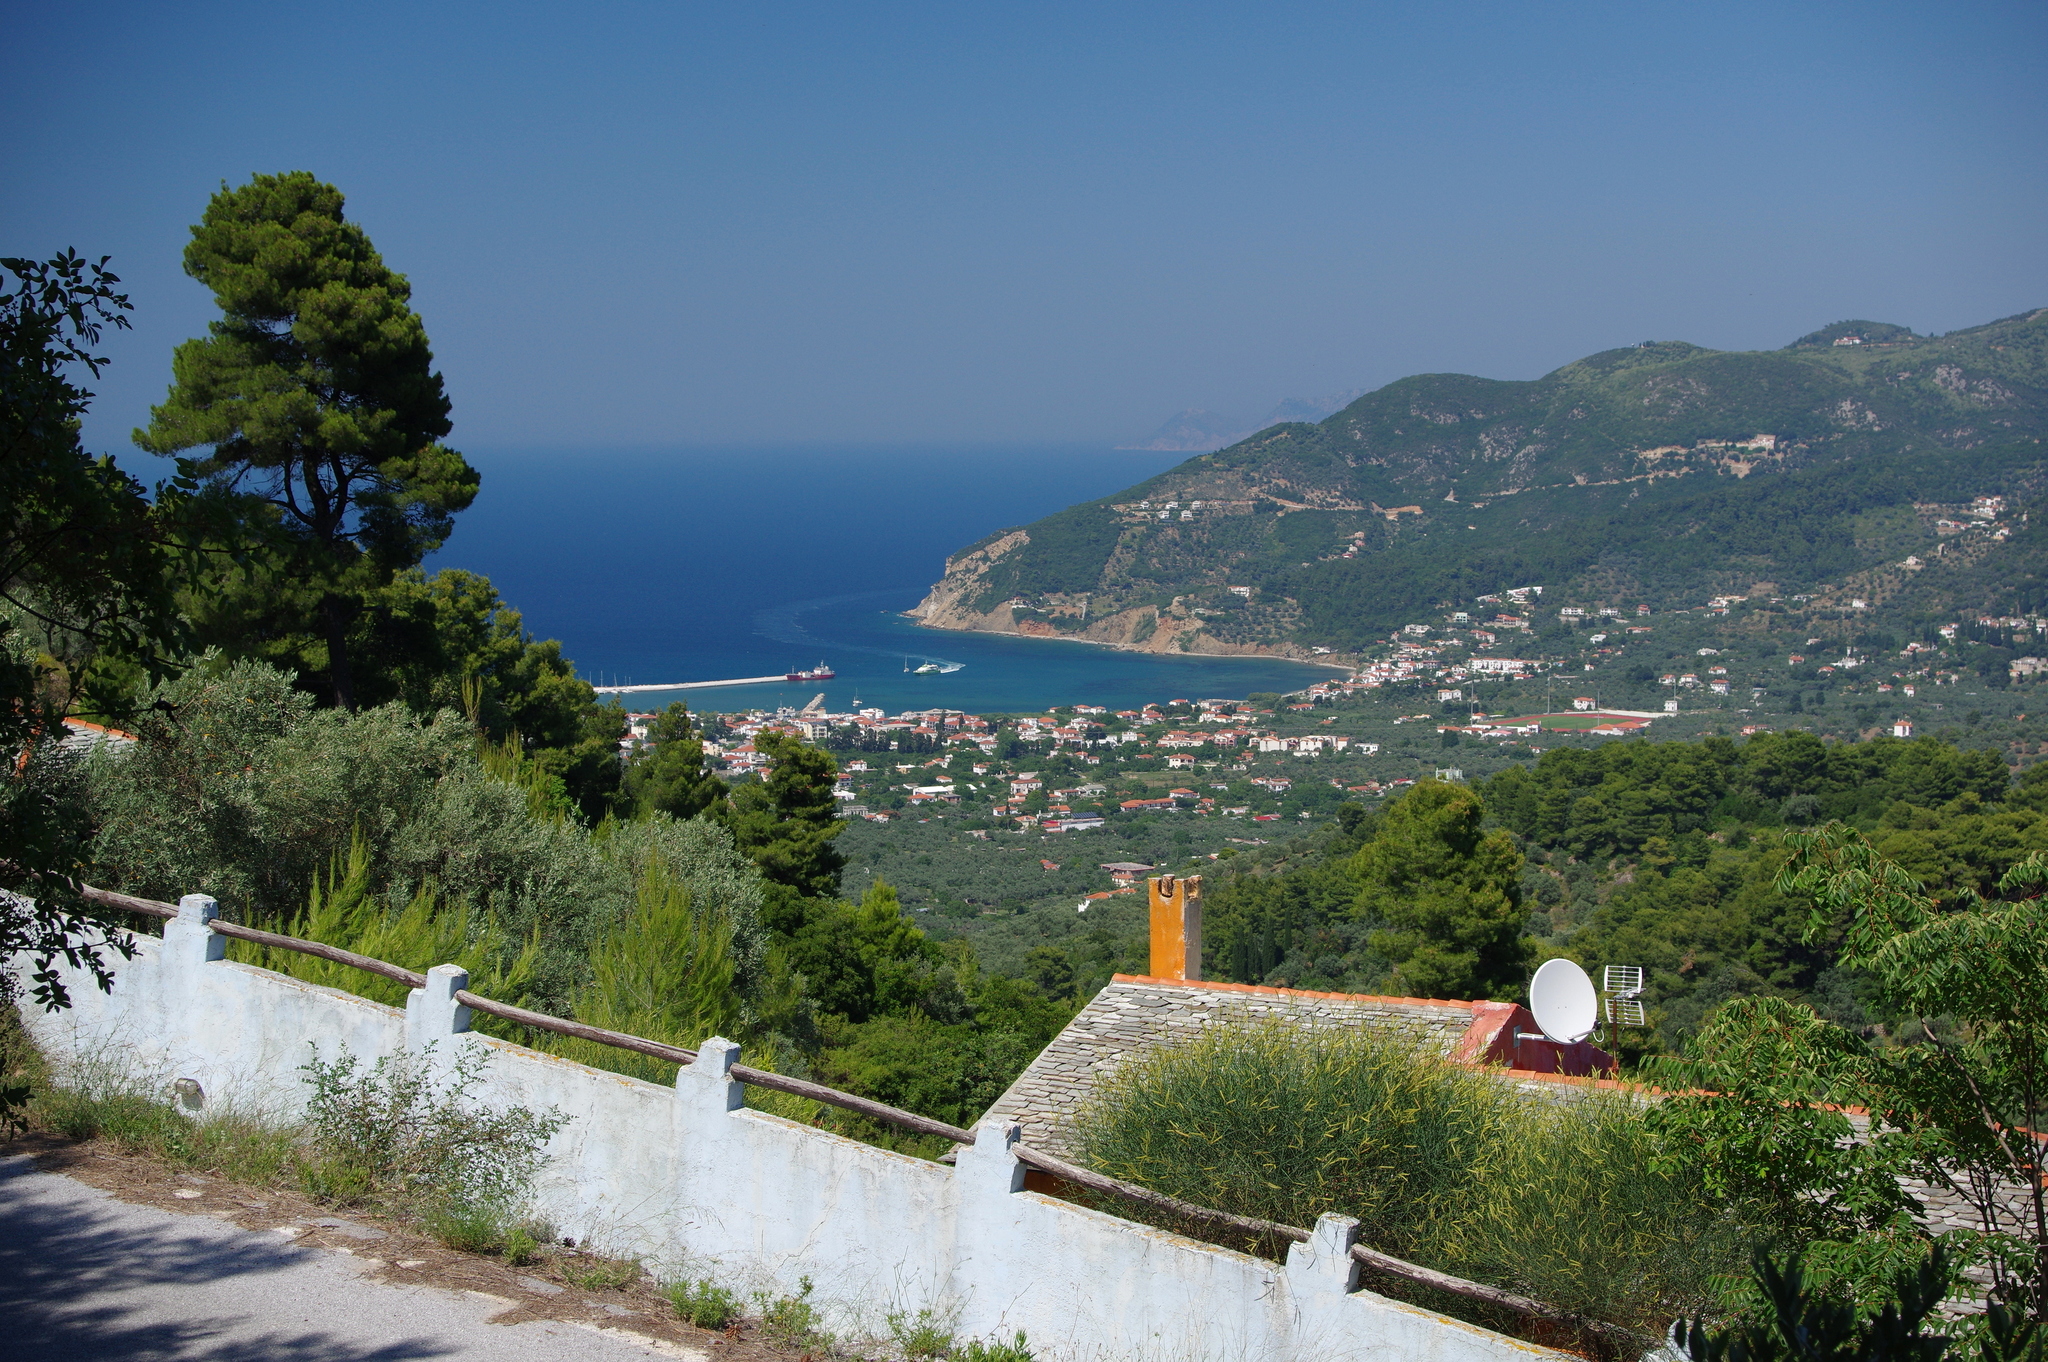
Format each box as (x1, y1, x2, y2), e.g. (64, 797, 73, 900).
(9, 1012, 305, 1188)
(1430, 1090, 1750, 1334)
(1075, 1018, 1510, 1259)
(1072, 1020, 1752, 1350)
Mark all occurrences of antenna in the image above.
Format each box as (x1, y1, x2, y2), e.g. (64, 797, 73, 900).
(1602, 965, 1646, 1029)
(1527, 958, 1598, 1044)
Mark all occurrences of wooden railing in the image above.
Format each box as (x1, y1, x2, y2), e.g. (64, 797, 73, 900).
(74, 881, 1587, 1331)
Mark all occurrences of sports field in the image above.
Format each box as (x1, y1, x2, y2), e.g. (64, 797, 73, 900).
(1495, 712, 1653, 731)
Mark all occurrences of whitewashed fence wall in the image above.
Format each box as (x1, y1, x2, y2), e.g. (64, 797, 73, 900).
(20, 894, 1559, 1362)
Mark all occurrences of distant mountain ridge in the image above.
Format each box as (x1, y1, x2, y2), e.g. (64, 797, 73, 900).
(916, 309, 2048, 657)
(1118, 390, 1366, 451)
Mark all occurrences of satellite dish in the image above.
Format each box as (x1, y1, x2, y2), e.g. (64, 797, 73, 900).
(1528, 958, 1599, 1044)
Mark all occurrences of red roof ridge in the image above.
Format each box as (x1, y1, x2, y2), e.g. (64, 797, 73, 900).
(1110, 974, 1478, 1009)
(62, 717, 139, 741)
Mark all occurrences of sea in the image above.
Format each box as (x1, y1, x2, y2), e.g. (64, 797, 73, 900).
(428, 444, 1335, 716)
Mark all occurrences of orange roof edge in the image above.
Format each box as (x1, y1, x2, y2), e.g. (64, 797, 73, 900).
(63, 717, 139, 741)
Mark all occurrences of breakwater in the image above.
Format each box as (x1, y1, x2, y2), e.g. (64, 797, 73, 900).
(590, 674, 787, 694)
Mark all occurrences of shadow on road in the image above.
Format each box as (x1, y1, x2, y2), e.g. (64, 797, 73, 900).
(0, 1157, 457, 1362)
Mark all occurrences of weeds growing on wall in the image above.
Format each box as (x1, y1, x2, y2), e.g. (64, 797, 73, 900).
(886, 1307, 955, 1359)
(952, 1333, 1035, 1362)
(756, 1275, 830, 1351)
(10, 1015, 568, 1258)
(298, 1044, 564, 1230)
(1072, 1019, 1752, 1352)
(667, 1278, 742, 1330)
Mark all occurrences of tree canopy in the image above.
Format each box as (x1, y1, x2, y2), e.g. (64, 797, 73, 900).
(1350, 778, 1531, 1000)
(136, 172, 478, 709)
(0, 250, 176, 1020)
(723, 730, 846, 931)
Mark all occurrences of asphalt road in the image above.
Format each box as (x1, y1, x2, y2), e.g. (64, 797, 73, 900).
(0, 1154, 702, 1362)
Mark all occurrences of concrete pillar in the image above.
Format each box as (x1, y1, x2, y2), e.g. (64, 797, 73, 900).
(1284, 1212, 1361, 1299)
(164, 893, 225, 966)
(956, 1120, 1027, 1197)
(404, 963, 472, 1054)
(951, 1120, 1027, 1337)
(679, 1036, 745, 1113)
(164, 894, 225, 1062)
(1147, 874, 1203, 980)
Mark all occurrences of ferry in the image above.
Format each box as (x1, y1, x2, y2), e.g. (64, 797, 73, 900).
(785, 662, 836, 682)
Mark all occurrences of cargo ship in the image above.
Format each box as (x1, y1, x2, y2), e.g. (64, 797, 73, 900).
(785, 662, 836, 682)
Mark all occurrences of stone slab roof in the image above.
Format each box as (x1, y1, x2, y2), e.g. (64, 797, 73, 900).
(985, 977, 2030, 1317)
(980, 975, 1497, 1160)
(59, 718, 135, 757)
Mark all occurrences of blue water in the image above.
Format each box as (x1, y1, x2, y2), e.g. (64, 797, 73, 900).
(429, 445, 1333, 714)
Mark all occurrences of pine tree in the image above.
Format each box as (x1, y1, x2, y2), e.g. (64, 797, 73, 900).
(624, 702, 725, 821)
(136, 172, 478, 709)
(1351, 779, 1531, 1001)
(724, 731, 845, 932)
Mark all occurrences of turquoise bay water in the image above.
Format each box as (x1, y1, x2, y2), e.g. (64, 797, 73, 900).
(430, 444, 1332, 715)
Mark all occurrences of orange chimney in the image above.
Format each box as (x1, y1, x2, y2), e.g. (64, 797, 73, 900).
(1148, 874, 1203, 981)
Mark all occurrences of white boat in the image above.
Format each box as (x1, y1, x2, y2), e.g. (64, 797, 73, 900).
(914, 662, 943, 674)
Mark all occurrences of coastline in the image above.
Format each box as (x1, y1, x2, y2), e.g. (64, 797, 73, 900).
(900, 611, 1355, 671)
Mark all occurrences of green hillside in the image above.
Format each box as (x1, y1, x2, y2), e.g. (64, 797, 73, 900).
(918, 310, 2048, 652)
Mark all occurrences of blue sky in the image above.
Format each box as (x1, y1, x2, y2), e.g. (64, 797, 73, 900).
(6, 1, 2044, 452)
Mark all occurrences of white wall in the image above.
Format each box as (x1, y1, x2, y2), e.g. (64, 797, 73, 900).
(20, 895, 1561, 1362)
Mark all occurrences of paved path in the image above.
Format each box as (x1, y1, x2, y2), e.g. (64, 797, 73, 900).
(0, 1154, 701, 1362)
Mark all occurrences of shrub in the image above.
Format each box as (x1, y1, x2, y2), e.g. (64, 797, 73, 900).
(548, 858, 741, 1085)
(954, 1334, 1035, 1362)
(84, 656, 775, 1027)
(85, 659, 465, 921)
(231, 832, 539, 1015)
(666, 1278, 741, 1330)
(1073, 1019, 1752, 1348)
(502, 1223, 540, 1266)
(887, 1307, 953, 1359)
(1428, 1090, 1750, 1334)
(298, 1044, 564, 1228)
(1074, 1018, 1514, 1259)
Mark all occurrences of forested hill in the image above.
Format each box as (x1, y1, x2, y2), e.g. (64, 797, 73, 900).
(913, 309, 2048, 654)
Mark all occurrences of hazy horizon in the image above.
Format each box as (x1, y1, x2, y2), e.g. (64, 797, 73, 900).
(7, 1, 2044, 459)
